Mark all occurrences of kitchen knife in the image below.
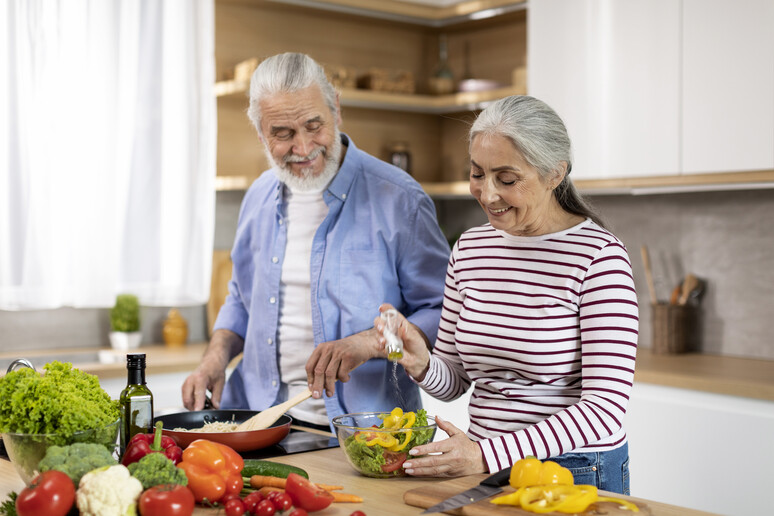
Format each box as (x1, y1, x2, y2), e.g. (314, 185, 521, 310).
(421, 466, 511, 514)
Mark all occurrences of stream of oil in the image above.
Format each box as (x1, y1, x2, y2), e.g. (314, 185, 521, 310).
(390, 361, 407, 407)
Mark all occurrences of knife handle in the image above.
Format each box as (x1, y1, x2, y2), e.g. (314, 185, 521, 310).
(481, 466, 512, 487)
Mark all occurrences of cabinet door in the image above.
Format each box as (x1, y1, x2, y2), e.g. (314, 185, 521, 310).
(682, 0, 774, 174)
(529, 0, 681, 180)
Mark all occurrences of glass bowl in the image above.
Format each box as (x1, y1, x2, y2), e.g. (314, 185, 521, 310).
(332, 411, 436, 478)
(2, 419, 120, 485)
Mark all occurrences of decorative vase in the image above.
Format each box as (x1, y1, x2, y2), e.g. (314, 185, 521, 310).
(162, 309, 188, 347)
(109, 331, 142, 350)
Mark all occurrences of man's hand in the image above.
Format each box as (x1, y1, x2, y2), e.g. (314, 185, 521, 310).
(305, 328, 381, 399)
(181, 329, 244, 410)
(401, 416, 487, 477)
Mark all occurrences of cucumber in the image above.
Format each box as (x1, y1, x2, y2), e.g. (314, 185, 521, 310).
(241, 459, 309, 479)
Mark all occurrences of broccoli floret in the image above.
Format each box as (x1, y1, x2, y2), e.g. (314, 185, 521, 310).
(127, 452, 187, 490)
(38, 442, 117, 486)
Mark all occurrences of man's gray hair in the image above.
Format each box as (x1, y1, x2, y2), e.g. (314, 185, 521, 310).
(247, 53, 338, 134)
(470, 95, 605, 228)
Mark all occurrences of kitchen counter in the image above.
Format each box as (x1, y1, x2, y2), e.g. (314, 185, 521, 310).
(3, 343, 773, 402)
(0, 447, 719, 515)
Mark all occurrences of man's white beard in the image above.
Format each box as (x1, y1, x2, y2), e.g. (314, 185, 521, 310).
(266, 129, 342, 192)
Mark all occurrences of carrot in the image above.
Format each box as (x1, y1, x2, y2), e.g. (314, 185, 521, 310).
(250, 475, 287, 489)
(328, 491, 363, 503)
(250, 475, 344, 492)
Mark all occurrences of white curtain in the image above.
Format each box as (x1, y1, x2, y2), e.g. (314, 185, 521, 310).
(0, 0, 216, 309)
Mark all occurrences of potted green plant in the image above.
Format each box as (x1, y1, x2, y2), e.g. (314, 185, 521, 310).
(108, 294, 142, 350)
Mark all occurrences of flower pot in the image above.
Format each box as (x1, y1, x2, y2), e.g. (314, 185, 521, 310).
(109, 331, 142, 350)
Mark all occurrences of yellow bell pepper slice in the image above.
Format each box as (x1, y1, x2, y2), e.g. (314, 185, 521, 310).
(388, 429, 412, 451)
(598, 496, 640, 512)
(491, 487, 526, 506)
(365, 432, 397, 448)
(398, 411, 416, 428)
(382, 407, 404, 429)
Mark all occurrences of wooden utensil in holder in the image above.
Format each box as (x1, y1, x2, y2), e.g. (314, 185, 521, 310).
(651, 302, 699, 354)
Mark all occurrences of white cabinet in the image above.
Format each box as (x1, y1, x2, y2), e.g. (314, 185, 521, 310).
(626, 383, 774, 516)
(681, 0, 774, 174)
(529, 0, 681, 180)
(529, 0, 774, 180)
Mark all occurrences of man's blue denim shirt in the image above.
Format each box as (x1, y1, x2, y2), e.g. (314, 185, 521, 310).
(215, 134, 451, 422)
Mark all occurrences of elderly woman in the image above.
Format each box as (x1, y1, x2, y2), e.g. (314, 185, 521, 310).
(375, 95, 638, 494)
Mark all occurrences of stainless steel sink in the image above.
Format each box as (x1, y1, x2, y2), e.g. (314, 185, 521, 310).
(1, 349, 125, 373)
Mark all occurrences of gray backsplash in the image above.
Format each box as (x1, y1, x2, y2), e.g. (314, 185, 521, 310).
(2, 188, 773, 361)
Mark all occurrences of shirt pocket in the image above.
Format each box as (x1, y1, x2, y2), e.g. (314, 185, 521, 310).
(339, 248, 393, 323)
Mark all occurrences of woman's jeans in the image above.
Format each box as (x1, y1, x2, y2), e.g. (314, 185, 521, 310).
(551, 443, 630, 495)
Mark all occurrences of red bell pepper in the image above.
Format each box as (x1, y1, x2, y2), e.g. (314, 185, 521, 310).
(176, 439, 244, 503)
(121, 421, 183, 466)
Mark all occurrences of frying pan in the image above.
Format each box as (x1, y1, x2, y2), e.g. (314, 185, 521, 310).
(155, 410, 292, 452)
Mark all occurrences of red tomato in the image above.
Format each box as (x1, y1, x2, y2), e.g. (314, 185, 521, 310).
(15, 470, 75, 516)
(224, 498, 246, 516)
(138, 484, 195, 516)
(222, 492, 242, 504)
(254, 499, 276, 516)
(381, 451, 407, 473)
(243, 491, 263, 512)
(350, 512, 367, 516)
(288, 509, 309, 516)
(272, 492, 293, 511)
(285, 473, 334, 512)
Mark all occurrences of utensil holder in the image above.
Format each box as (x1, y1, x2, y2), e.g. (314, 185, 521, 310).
(651, 303, 699, 354)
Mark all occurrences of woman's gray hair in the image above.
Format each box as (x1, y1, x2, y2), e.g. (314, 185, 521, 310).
(247, 53, 338, 134)
(470, 95, 605, 228)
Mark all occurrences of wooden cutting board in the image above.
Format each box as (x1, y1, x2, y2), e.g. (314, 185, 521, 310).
(403, 475, 652, 516)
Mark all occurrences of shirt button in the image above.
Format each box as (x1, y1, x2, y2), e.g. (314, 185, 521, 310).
(269, 297, 276, 304)
(278, 219, 283, 225)
(341, 193, 347, 199)
(272, 380, 277, 387)
(272, 256, 278, 263)
(267, 338, 273, 345)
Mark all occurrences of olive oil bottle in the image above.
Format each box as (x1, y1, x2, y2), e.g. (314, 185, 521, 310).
(119, 353, 153, 454)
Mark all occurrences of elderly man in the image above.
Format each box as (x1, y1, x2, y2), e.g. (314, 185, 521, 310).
(182, 53, 450, 429)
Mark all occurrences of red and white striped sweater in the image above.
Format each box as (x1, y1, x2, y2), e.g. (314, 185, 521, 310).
(419, 219, 639, 473)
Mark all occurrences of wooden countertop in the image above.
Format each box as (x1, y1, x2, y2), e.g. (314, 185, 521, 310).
(0, 447, 719, 515)
(2, 343, 774, 402)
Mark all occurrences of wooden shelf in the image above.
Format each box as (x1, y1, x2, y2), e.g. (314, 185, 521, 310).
(216, 80, 525, 114)
(224, 0, 528, 26)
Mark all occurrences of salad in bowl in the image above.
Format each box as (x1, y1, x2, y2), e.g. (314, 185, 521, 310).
(332, 408, 436, 478)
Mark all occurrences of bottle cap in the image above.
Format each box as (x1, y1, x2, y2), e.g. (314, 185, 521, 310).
(126, 353, 146, 369)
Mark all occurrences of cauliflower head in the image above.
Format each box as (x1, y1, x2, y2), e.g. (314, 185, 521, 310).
(77, 464, 143, 516)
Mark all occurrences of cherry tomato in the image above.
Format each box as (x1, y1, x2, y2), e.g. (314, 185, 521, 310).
(15, 470, 75, 516)
(243, 491, 263, 512)
(225, 498, 246, 516)
(272, 492, 293, 511)
(380, 451, 407, 473)
(288, 509, 309, 516)
(265, 490, 281, 503)
(350, 512, 367, 516)
(285, 473, 334, 512)
(254, 499, 276, 516)
(138, 484, 196, 516)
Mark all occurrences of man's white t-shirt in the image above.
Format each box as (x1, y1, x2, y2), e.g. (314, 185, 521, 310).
(277, 186, 329, 425)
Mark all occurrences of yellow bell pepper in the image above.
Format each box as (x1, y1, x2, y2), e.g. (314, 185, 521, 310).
(509, 457, 574, 488)
(388, 429, 412, 451)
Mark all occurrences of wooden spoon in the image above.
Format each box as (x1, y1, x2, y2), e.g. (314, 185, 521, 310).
(235, 388, 312, 432)
(678, 274, 700, 305)
(640, 246, 658, 305)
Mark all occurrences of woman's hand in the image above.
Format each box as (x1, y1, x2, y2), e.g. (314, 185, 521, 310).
(373, 304, 431, 381)
(402, 416, 487, 477)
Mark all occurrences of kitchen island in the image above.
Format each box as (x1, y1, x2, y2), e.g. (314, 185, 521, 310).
(0, 447, 719, 515)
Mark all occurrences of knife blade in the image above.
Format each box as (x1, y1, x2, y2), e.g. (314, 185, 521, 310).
(421, 466, 511, 514)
